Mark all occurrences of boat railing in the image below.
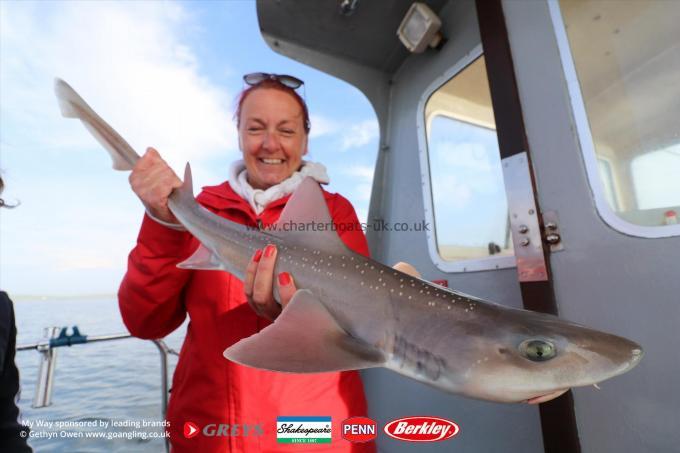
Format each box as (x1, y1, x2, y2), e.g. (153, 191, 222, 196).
(17, 326, 178, 453)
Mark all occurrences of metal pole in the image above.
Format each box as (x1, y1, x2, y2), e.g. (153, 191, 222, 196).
(152, 339, 175, 453)
(32, 327, 60, 408)
(17, 332, 132, 351)
(18, 330, 177, 453)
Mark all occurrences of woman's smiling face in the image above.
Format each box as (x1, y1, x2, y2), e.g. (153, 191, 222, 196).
(238, 88, 308, 190)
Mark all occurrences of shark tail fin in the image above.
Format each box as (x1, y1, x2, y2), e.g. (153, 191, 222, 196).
(54, 78, 139, 171)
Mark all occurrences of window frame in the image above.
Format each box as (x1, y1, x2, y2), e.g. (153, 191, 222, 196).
(417, 44, 516, 273)
(548, 0, 680, 238)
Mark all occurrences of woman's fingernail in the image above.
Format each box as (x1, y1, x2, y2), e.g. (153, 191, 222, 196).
(264, 244, 276, 258)
(253, 249, 263, 262)
(278, 272, 291, 286)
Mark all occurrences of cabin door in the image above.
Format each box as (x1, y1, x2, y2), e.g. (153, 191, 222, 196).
(496, 1, 680, 452)
(474, 1, 581, 452)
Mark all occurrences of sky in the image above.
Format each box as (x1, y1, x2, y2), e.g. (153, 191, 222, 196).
(0, 1, 379, 296)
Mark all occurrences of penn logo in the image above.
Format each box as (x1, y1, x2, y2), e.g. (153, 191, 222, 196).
(341, 417, 377, 443)
(383, 416, 459, 442)
(184, 421, 200, 439)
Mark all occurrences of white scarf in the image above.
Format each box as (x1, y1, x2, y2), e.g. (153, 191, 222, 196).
(228, 159, 330, 215)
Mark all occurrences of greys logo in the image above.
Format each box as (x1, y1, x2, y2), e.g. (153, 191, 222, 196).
(185, 422, 264, 438)
(203, 424, 264, 437)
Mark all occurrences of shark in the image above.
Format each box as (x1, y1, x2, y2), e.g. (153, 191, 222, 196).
(54, 78, 643, 403)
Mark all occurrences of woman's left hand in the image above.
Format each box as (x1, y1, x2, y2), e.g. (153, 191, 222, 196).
(244, 244, 297, 320)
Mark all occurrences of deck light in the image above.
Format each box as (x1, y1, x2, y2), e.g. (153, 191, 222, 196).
(397, 2, 444, 53)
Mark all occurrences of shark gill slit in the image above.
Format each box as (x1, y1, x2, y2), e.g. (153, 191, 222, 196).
(392, 334, 445, 381)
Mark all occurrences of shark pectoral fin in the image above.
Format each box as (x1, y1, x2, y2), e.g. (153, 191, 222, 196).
(223, 289, 385, 373)
(177, 244, 226, 271)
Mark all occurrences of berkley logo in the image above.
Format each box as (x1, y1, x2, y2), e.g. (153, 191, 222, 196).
(341, 417, 377, 443)
(383, 416, 459, 442)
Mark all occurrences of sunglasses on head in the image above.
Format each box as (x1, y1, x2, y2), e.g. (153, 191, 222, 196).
(243, 72, 304, 90)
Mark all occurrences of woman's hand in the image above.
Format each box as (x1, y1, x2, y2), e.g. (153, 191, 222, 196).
(129, 147, 182, 224)
(244, 244, 297, 321)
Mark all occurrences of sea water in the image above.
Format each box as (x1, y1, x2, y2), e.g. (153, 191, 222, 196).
(13, 296, 186, 452)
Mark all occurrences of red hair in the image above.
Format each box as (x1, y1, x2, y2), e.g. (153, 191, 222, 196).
(235, 80, 311, 134)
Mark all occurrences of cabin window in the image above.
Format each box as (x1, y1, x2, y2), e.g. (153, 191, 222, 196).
(422, 55, 514, 269)
(555, 0, 680, 233)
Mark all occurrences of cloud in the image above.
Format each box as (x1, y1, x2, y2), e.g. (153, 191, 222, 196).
(309, 114, 341, 138)
(342, 164, 374, 181)
(307, 117, 379, 152)
(0, 1, 238, 174)
(0, 1, 238, 295)
(340, 119, 379, 150)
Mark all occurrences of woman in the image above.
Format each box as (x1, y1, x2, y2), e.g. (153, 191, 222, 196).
(0, 177, 32, 452)
(119, 73, 375, 452)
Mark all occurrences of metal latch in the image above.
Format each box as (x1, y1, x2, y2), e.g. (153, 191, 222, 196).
(502, 152, 548, 282)
(541, 210, 563, 252)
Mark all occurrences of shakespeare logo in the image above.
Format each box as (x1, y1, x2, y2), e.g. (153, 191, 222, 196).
(276, 416, 332, 444)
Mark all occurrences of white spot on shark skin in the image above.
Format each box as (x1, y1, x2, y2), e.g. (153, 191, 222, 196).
(361, 282, 365, 286)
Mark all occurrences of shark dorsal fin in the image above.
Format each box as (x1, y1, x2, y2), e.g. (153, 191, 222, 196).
(271, 177, 349, 254)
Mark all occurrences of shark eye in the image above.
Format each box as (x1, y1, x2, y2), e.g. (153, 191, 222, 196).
(520, 339, 556, 362)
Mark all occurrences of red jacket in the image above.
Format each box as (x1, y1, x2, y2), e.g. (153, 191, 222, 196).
(119, 181, 375, 453)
